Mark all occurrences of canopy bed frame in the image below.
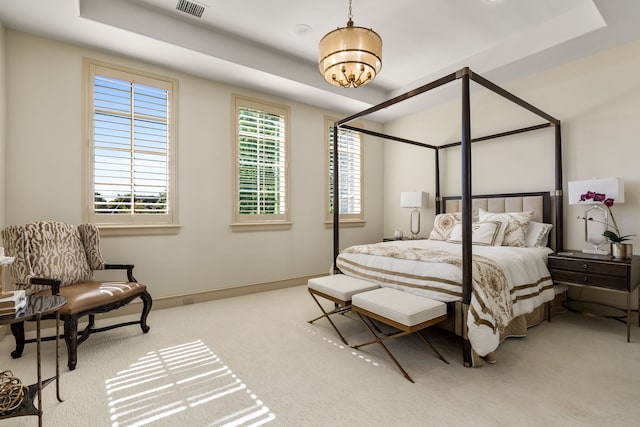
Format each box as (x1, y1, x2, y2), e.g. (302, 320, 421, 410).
(331, 67, 563, 367)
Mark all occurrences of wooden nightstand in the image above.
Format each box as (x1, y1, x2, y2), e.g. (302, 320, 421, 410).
(548, 250, 640, 342)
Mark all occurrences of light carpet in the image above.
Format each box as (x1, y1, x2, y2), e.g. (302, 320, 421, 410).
(1, 285, 640, 426)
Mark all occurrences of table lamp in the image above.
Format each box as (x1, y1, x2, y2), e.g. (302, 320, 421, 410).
(400, 191, 428, 239)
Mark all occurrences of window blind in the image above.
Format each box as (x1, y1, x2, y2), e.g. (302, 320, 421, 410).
(237, 106, 287, 216)
(329, 125, 362, 216)
(93, 74, 169, 215)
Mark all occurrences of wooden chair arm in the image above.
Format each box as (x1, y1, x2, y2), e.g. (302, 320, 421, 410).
(104, 264, 137, 282)
(29, 277, 62, 295)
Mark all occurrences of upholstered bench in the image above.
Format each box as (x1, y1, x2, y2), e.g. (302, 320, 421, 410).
(307, 274, 379, 344)
(351, 287, 448, 382)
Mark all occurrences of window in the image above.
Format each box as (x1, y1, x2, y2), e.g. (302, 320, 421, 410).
(326, 118, 364, 224)
(84, 59, 177, 234)
(232, 96, 290, 229)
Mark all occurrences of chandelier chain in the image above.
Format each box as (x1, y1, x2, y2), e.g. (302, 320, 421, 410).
(348, 0, 352, 21)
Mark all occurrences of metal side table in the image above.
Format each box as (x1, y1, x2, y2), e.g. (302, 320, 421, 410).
(0, 295, 66, 426)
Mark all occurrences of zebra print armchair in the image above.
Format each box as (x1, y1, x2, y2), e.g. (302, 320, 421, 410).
(1, 221, 152, 370)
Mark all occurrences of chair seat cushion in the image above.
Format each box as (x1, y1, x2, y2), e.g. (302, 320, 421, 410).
(308, 275, 379, 301)
(352, 288, 446, 327)
(36, 281, 147, 315)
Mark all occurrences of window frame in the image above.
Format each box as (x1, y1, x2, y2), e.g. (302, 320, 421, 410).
(231, 95, 291, 230)
(83, 58, 178, 236)
(325, 117, 365, 226)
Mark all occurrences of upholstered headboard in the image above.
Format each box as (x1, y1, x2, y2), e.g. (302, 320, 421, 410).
(442, 191, 551, 223)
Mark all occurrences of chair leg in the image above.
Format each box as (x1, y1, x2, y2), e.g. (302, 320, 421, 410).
(64, 314, 79, 371)
(139, 291, 152, 333)
(10, 321, 25, 359)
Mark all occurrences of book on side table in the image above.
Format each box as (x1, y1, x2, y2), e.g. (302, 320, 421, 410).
(0, 289, 27, 315)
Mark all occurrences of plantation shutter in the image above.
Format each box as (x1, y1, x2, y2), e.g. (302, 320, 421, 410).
(237, 103, 287, 218)
(329, 125, 362, 218)
(92, 66, 171, 218)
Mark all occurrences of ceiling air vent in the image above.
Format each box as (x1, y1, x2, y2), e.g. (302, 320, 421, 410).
(176, 0, 205, 18)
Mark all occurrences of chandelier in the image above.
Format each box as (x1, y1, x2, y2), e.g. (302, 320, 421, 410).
(318, 0, 382, 88)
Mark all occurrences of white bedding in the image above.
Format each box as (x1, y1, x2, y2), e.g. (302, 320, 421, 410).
(336, 239, 554, 356)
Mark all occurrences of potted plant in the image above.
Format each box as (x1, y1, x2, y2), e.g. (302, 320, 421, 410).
(580, 191, 634, 258)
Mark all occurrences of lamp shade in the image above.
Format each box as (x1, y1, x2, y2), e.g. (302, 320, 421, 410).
(400, 192, 427, 208)
(318, 20, 382, 88)
(568, 178, 624, 204)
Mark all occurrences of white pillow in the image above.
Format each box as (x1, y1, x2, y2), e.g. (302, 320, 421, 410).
(525, 221, 553, 247)
(428, 212, 461, 241)
(447, 221, 504, 246)
(478, 209, 533, 247)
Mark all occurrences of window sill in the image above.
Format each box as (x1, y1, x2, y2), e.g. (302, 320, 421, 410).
(97, 224, 181, 237)
(230, 222, 293, 232)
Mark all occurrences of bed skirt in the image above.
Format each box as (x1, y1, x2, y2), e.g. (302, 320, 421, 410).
(440, 292, 564, 367)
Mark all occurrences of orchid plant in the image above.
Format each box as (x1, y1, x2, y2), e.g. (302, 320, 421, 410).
(579, 191, 633, 243)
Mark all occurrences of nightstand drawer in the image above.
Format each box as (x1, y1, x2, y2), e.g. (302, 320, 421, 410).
(549, 269, 628, 291)
(548, 257, 627, 277)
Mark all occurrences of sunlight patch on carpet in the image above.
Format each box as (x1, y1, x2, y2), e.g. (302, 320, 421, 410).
(303, 325, 380, 367)
(106, 340, 275, 426)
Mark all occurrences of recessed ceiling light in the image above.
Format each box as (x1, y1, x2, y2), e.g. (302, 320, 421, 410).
(293, 24, 312, 37)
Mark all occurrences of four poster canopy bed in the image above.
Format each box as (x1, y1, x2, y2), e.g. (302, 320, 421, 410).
(331, 67, 564, 367)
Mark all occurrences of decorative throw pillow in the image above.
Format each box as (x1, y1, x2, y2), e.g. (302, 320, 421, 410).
(447, 221, 505, 246)
(428, 212, 462, 241)
(478, 209, 533, 247)
(524, 221, 553, 247)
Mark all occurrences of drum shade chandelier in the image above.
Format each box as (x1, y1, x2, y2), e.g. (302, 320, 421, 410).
(318, 0, 382, 88)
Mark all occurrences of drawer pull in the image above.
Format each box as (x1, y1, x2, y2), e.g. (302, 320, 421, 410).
(582, 264, 589, 269)
(582, 276, 588, 282)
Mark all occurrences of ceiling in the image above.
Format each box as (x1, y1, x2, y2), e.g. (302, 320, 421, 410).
(1, 0, 639, 122)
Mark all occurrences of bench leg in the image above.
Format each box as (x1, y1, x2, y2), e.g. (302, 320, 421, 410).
(307, 291, 350, 345)
(352, 312, 415, 383)
(416, 331, 449, 364)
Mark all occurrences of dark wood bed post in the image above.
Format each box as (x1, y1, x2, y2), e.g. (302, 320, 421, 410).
(435, 148, 441, 214)
(332, 124, 340, 273)
(460, 67, 474, 367)
(555, 123, 564, 251)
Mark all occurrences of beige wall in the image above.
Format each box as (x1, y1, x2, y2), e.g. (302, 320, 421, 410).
(383, 40, 640, 249)
(382, 40, 640, 306)
(2, 30, 384, 300)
